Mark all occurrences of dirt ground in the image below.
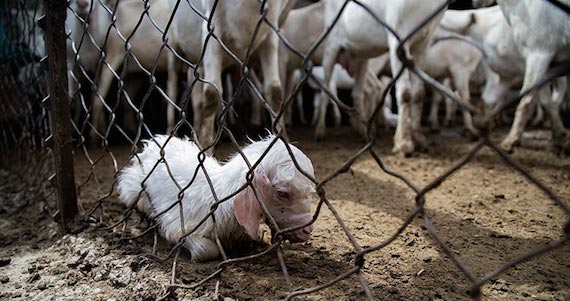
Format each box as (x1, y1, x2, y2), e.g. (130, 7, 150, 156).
(1, 127, 569, 300)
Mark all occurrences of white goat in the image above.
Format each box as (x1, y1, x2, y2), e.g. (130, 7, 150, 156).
(88, 0, 175, 141)
(422, 37, 483, 134)
(168, 0, 295, 149)
(66, 0, 108, 76)
(439, 7, 523, 113)
(320, 0, 447, 155)
(278, 1, 327, 126)
(291, 65, 352, 126)
(279, 3, 392, 138)
(473, 0, 570, 152)
(314, 55, 392, 138)
(66, 0, 110, 125)
(290, 56, 394, 130)
(118, 135, 316, 262)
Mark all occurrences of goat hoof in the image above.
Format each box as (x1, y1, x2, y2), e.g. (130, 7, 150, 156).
(499, 139, 515, 154)
(392, 141, 415, 158)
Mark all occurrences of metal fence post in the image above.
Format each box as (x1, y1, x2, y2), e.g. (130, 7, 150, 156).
(44, 0, 78, 231)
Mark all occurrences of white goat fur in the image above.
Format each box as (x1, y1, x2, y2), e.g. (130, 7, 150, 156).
(472, 0, 570, 151)
(68, 0, 178, 138)
(118, 135, 316, 262)
(437, 7, 521, 112)
(422, 36, 483, 134)
(278, 2, 328, 126)
(320, 0, 447, 154)
(168, 0, 294, 148)
(66, 0, 109, 75)
(279, 2, 394, 139)
(84, 0, 176, 140)
(289, 56, 393, 129)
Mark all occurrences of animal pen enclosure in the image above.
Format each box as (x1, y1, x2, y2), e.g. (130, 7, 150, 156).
(0, 0, 569, 300)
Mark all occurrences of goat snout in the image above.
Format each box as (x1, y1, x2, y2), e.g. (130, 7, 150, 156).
(287, 223, 314, 243)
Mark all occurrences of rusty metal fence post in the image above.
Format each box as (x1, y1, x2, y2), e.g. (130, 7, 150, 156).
(43, 0, 78, 231)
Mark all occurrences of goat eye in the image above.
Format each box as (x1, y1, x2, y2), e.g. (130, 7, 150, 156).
(277, 191, 289, 199)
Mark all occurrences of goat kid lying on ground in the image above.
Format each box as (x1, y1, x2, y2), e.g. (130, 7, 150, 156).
(118, 135, 316, 262)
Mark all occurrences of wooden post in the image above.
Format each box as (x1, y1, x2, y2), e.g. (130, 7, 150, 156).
(43, 0, 78, 231)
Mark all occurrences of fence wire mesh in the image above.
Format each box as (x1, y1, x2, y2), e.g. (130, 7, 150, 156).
(0, 0, 55, 217)
(4, 0, 570, 299)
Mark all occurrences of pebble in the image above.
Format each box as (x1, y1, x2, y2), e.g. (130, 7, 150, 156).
(0, 257, 11, 267)
(0, 276, 9, 283)
(94, 272, 105, 281)
(28, 273, 41, 283)
(108, 266, 133, 287)
(37, 282, 47, 290)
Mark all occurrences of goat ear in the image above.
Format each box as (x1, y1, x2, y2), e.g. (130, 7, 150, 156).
(233, 168, 272, 240)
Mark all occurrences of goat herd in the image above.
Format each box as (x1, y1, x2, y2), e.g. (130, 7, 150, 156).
(60, 0, 569, 156)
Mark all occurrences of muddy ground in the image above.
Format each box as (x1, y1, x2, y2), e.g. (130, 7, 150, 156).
(1, 127, 569, 300)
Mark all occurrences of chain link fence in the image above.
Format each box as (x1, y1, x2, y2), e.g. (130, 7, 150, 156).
(3, 0, 569, 299)
(0, 0, 55, 216)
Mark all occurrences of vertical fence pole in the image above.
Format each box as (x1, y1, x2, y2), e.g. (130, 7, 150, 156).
(44, 0, 78, 231)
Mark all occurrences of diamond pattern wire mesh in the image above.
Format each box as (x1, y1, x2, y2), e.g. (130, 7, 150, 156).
(6, 0, 570, 299)
(0, 0, 55, 216)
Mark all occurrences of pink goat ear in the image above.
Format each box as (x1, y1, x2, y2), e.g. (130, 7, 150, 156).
(234, 169, 272, 240)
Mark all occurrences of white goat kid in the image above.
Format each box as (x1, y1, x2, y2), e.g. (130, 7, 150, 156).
(422, 37, 483, 134)
(473, 0, 570, 152)
(321, 0, 447, 155)
(118, 135, 316, 262)
(168, 0, 295, 149)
